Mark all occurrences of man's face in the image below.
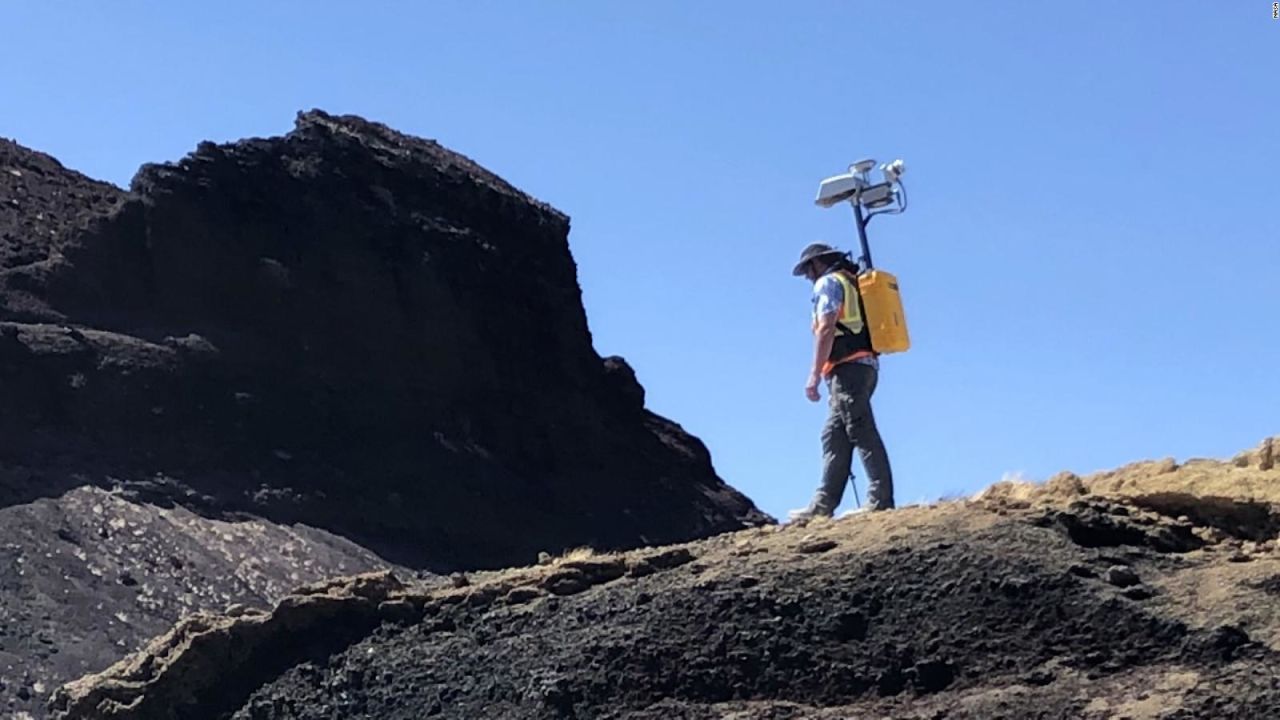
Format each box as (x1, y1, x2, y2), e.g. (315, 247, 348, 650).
(803, 259, 828, 282)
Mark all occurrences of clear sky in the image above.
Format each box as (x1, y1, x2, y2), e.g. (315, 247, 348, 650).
(3, 3, 1277, 519)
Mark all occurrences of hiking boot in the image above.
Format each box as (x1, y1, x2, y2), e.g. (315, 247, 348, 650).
(786, 508, 815, 524)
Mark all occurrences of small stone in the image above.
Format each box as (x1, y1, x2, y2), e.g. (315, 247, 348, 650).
(504, 587, 543, 605)
(465, 587, 499, 607)
(377, 599, 419, 623)
(1207, 625, 1251, 659)
(1259, 437, 1275, 471)
(1000, 576, 1031, 596)
(1084, 650, 1109, 666)
(1045, 471, 1085, 497)
(449, 573, 470, 588)
(795, 538, 839, 554)
(536, 551, 553, 566)
(1024, 669, 1055, 686)
(542, 570, 589, 596)
(1123, 586, 1154, 600)
(640, 547, 696, 570)
(1105, 566, 1140, 588)
(1068, 564, 1097, 579)
(1201, 527, 1229, 544)
(626, 559, 655, 578)
(426, 616, 455, 633)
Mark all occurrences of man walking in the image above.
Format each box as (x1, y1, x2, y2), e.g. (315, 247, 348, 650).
(790, 242, 895, 520)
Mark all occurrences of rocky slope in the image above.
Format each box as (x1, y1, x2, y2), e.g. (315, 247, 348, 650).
(0, 484, 404, 715)
(51, 437, 1280, 719)
(0, 115, 766, 717)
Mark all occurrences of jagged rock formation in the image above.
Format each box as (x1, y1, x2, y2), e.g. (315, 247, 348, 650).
(0, 114, 767, 718)
(0, 114, 767, 566)
(51, 437, 1280, 719)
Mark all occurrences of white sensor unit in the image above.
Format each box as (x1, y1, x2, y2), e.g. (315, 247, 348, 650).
(814, 171, 866, 208)
(859, 182, 895, 208)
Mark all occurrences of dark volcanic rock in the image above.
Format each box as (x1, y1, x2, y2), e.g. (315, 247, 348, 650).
(1105, 565, 1141, 588)
(0, 113, 767, 716)
(0, 111, 766, 566)
(0, 139, 127, 302)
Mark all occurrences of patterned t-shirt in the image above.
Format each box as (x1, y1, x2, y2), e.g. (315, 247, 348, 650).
(812, 274, 844, 320)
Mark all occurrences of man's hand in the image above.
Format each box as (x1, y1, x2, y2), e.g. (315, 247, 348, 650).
(805, 371, 822, 402)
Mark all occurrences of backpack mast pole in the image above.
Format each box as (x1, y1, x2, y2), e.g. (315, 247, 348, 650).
(851, 200, 874, 271)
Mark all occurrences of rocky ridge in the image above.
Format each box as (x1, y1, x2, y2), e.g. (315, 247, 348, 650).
(50, 437, 1280, 719)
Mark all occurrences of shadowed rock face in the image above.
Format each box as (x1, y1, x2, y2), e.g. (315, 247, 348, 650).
(0, 111, 767, 569)
(0, 112, 768, 717)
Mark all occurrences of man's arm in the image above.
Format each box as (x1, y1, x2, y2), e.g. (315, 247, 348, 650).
(806, 275, 842, 401)
(806, 311, 837, 401)
(811, 312, 837, 380)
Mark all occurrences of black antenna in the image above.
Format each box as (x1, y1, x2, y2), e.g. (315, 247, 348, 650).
(852, 202, 874, 270)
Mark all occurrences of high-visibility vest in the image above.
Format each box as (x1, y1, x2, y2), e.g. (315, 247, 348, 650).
(813, 271, 875, 376)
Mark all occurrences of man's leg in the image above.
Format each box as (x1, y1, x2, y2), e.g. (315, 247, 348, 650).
(840, 364, 895, 510)
(805, 388, 854, 517)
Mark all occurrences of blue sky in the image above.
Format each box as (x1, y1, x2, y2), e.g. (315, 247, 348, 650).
(3, 3, 1277, 519)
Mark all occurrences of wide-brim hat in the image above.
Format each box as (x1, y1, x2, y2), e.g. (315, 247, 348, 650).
(791, 243, 844, 276)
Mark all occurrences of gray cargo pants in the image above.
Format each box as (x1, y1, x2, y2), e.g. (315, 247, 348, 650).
(806, 361, 895, 515)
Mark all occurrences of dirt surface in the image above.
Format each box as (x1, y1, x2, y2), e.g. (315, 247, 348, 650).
(52, 439, 1280, 719)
